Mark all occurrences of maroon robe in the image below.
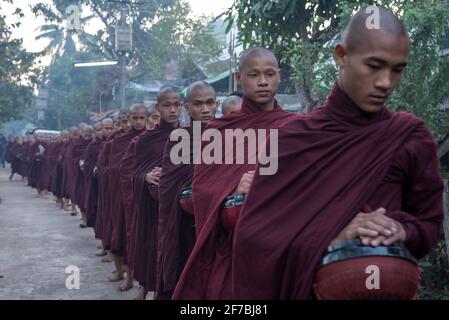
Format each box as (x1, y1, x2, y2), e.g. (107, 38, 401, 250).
(173, 97, 294, 299)
(156, 124, 202, 298)
(231, 83, 444, 299)
(95, 129, 126, 245)
(29, 142, 47, 190)
(71, 138, 92, 212)
(84, 137, 104, 228)
(53, 141, 68, 199)
(130, 120, 177, 291)
(109, 128, 146, 258)
(8, 143, 22, 176)
(118, 137, 140, 267)
(62, 139, 76, 200)
(49, 142, 64, 196)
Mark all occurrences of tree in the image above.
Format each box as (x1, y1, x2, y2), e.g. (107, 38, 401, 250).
(0, 3, 40, 124)
(222, 0, 449, 122)
(32, 1, 95, 63)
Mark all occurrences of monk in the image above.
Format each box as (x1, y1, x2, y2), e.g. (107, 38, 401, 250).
(92, 118, 115, 257)
(29, 133, 48, 197)
(96, 110, 130, 263)
(221, 95, 242, 116)
(108, 104, 149, 287)
(147, 106, 161, 129)
(127, 87, 181, 299)
(8, 136, 24, 180)
(172, 48, 294, 299)
(71, 125, 93, 227)
(84, 121, 109, 230)
(62, 127, 80, 215)
(230, 8, 444, 300)
(51, 131, 69, 209)
(156, 81, 218, 300)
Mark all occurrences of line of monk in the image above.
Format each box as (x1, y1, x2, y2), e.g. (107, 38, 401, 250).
(4, 7, 444, 300)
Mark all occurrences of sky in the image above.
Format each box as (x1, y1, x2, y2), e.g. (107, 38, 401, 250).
(2, 0, 234, 55)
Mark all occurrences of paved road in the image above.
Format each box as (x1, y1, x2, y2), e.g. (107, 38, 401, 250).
(0, 166, 140, 300)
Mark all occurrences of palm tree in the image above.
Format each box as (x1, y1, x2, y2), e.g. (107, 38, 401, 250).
(33, 2, 95, 62)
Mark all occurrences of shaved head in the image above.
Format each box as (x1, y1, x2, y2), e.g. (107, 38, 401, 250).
(342, 7, 409, 53)
(238, 47, 278, 71)
(157, 86, 179, 103)
(222, 95, 242, 116)
(130, 103, 148, 115)
(102, 118, 113, 126)
(186, 81, 216, 102)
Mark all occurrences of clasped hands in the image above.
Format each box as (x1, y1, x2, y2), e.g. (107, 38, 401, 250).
(331, 207, 406, 247)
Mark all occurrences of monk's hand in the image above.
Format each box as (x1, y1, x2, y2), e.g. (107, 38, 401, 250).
(360, 219, 406, 247)
(234, 170, 256, 195)
(145, 167, 161, 186)
(330, 208, 405, 246)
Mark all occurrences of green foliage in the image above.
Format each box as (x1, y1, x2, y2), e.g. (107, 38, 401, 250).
(224, 0, 449, 138)
(389, 2, 449, 140)
(0, 5, 40, 123)
(418, 236, 449, 300)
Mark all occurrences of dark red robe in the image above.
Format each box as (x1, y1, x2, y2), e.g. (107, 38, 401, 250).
(231, 83, 444, 299)
(84, 137, 105, 228)
(156, 124, 202, 299)
(173, 97, 294, 299)
(95, 129, 126, 245)
(71, 138, 92, 212)
(109, 128, 146, 258)
(130, 120, 177, 291)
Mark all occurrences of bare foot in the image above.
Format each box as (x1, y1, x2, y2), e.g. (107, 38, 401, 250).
(134, 287, 147, 300)
(119, 282, 134, 292)
(108, 274, 124, 282)
(96, 249, 107, 257)
(102, 255, 113, 263)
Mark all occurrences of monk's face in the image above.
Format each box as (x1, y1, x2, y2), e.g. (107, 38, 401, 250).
(147, 111, 160, 129)
(94, 126, 103, 138)
(156, 92, 181, 126)
(186, 87, 217, 123)
(129, 109, 148, 131)
(334, 30, 409, 113)
(236, 55, 280, 106)
(74, 129, 80, 139)
(81, 129, 93, 141)
(103, 122, 114, 137)
(119, 114, 130, 129)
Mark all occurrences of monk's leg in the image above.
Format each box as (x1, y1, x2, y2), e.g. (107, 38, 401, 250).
(108, 254, 124, 282)
(134, 284, 147, 300)
(80, 210, 87, 228)
(101, 250, 113, 263)
(119, 267, 134, 292)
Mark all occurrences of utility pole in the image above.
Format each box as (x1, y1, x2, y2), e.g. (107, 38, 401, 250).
(228, 31, 235, 94)
(115, 2, 132, 109)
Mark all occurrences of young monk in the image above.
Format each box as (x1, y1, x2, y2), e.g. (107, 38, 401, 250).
(72, 125, 93, 227)
(156, 81, 218, 300)
(96, 110, 130, 263)
(172, 48, 294, 299)
(221, 95, 242, 116)
(108, 104, 149, 288)
(147, 107, 161, 129)
(231, 7, 444, 299)
(126, 87, 181, 299)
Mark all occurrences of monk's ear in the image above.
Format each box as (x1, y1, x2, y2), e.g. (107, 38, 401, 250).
(155, 104, 161, 113)
(333, 44, 347, 69)
(235, 71, 242, 86)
